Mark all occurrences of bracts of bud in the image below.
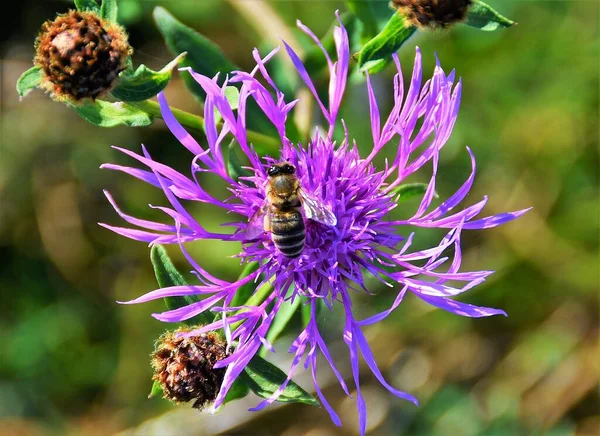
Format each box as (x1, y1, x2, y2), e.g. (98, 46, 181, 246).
(151, 327, 228, 410)
(391, 0, 473, 29)
(34, 10, 132, 102)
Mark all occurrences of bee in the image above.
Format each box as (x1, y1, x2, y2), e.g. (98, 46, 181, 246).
(245, 162, 337, 258)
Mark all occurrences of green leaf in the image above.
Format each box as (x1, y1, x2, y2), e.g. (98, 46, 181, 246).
(74, 0, 100, 14)
(153, 6, 281, 145)
(111, 53, 186, 102)
(346, 0, 378, 40)
(153, 6, 236, 101)
(148, 380, 163, 399)
(223, 378, 250, 404)
(227, 141, 251, 181)
(241, 355, 319, 406)
(150, 245, 213, 326)
(389, 183, 436, 202)
(70, 100, 153, 127)
(16, 66, 42, 99)
(151, 245, 187, 290)
(358, 13, 417, 74)
(465, 0, 516, 31)
(100, 0, 118, 22)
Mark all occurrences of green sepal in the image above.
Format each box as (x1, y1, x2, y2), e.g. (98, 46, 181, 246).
(358, 13, 417, 74)
(223, 378, 250, 404)
(227, 141, 251, 182)
(241, 355, 319, 406)
(465, 0, 516, 31)
(148, 380, 163, 399)
(70, 100, 153, 127)
(111, 53, 187, 102)
(150, 245, 213, 326)
(74, 0, 100, 14)
(16, 66, 42, 99)
(389, 183, 437, 203)
(100, 0, 118, 22)
(153, 6, 236, 101)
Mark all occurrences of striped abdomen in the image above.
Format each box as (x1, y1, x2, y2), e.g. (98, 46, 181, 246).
(270, 209, 305, 258)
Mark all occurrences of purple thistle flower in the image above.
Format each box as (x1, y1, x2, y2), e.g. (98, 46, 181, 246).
(102, 14, 529, 434)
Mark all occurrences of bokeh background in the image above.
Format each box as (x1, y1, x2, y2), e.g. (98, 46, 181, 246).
(1, 0, 598, 435)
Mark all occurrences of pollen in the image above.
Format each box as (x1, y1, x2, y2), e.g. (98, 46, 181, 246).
(34, 10, 132, 102)
(391, 0, 473, 29)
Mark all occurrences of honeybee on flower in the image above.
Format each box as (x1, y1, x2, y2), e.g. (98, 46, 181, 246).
(104, 13, 529, 435)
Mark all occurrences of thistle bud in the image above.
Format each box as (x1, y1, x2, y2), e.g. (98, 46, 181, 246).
(34, 10, 132, 102)
(151, 327, 228, 410)
(391, 0, 473, 29)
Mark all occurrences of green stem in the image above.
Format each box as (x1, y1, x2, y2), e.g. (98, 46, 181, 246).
(130, 100, 280, 155)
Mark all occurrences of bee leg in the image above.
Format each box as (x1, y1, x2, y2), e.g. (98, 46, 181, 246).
(264, 213, 271, 232)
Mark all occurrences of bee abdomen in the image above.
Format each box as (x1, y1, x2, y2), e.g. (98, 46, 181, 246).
(271, 211, 305, 258)
(272, 230, 306, 258)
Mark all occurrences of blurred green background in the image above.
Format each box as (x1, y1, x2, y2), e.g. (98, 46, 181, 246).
(1, 0, 598, 435)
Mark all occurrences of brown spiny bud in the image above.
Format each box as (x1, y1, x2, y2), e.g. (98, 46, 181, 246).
(391, 0, 473, 29)
(151, 327, 228, 410)
(34, 10, 132, 102)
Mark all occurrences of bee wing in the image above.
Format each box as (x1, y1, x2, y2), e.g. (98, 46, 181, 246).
(245, 202, 269, 240)
(299, 189, 337, 227)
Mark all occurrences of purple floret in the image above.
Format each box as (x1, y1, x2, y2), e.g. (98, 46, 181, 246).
(102, 12, 529, 434)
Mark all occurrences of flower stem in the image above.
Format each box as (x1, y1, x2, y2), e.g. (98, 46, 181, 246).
(130, 99, 280, 155)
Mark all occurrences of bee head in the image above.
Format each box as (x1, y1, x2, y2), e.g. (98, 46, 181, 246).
(268, 162, 296, 177)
